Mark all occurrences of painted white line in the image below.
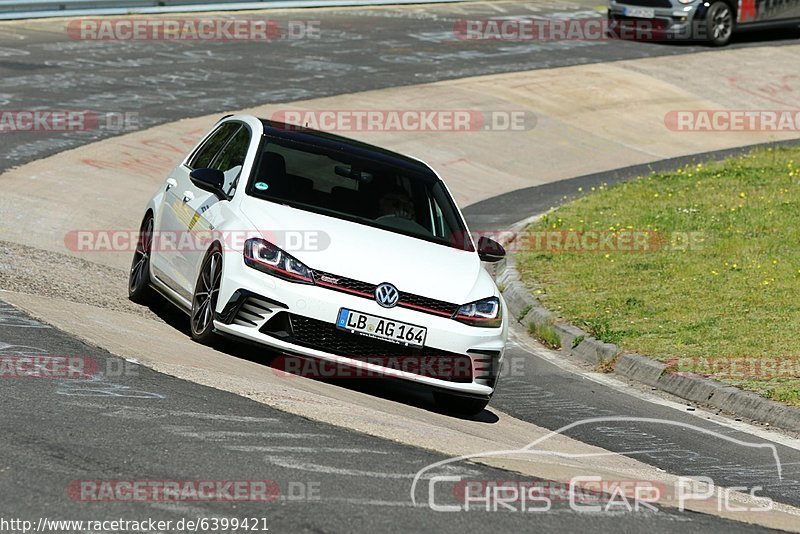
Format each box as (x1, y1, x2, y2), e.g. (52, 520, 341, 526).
(167, 411, 280, 423)
(102, 406, 280, 423)
(292, 497, 422, 507)
(164, 428, 330, 440)
(263, 457, 416, 478)
(226, 445, 389, 454)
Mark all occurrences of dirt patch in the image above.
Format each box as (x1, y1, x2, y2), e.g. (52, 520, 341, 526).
(0, 240, 158, 319)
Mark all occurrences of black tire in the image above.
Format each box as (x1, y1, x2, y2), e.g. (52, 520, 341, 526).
(190, 247, 223, 344)
(434, 392, 490, 416)
(128, 213, 155, 304)
(604, 17, 617, 39)
(705, 1, 734, 46)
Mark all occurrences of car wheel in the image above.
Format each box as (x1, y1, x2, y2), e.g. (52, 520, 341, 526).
(434, 392, 490, 416)
(190, 247, 223, 344)
(604, 19, 617, 39)
(706, 1, 733, 46)
(128, 213, 155, 304)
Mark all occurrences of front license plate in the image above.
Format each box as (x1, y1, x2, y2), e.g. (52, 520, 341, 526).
(336, 308, 427, 348)
(623, 6, 655, 18)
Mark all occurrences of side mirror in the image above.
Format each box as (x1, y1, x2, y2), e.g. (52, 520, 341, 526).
(190, 168, 226, 199)
(477, 236, 506, 263)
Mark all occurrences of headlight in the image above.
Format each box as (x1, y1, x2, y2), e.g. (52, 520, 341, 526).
(677, 0, 695, 4)
(453, 296, 502, 328)
(244, 238, 314, 284)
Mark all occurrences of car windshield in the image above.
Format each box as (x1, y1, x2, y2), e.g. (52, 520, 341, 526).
(247, 137, 472, 250)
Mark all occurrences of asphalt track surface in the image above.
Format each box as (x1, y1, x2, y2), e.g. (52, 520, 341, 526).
(2, 1, 800, 532)
(0, 0, 799, 172)
(0, 306, 784, 532)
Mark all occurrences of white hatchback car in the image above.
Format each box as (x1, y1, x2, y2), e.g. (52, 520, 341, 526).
(129, 115, 508, 414)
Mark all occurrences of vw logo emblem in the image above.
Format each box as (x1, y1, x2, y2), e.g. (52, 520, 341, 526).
(375, 283, 399, 308)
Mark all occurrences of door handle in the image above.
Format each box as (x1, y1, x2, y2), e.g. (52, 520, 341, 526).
(182, 191, 194, 203)
(165, 178, 177, 191)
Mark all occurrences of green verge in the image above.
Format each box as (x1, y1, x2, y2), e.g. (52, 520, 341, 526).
(516, 146, 800, 405)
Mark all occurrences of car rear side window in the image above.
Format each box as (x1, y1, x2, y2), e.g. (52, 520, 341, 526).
(188, 122, 240, 170)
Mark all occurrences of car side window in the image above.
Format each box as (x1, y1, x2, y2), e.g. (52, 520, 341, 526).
(211, 126, 251, 197)
(188, 122, 240, 170)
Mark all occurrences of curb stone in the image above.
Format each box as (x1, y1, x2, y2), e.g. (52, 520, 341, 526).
(496, 256, 800, 432)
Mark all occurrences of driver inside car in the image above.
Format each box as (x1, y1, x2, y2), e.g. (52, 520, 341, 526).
(377, 187, 416, 221)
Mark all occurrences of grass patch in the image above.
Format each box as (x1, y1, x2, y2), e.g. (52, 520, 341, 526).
(529, 322, 562, 350)
(516, 305, 533, 323)
(516, 146, 800, 405)
(579, 316, 625, 345)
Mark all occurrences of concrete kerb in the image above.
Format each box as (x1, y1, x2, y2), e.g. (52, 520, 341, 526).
(496, 254, 800, 431)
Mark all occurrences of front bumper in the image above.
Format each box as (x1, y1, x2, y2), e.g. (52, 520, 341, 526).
(213, 258, 507, 398)
(607, 0, 704, 39)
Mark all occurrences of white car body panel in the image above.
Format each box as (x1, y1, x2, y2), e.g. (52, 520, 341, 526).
(141, 114, 508, 400)
(236, 198, 494, 305)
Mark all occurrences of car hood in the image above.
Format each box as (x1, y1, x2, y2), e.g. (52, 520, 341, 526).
(238, 197, 493, 305)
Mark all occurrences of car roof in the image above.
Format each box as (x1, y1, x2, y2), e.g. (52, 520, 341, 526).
(258, 118, 438, 178)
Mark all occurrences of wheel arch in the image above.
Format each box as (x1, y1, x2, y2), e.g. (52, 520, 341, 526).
(191, 240, 226, 301)
(695, 0, 738, 23)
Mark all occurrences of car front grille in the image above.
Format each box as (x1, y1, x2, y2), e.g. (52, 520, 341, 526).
(616, 0, 672, 8)
(261, 313, 473, 383)
(311, 269, 460, 317)
(610, 15, 672, 26)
